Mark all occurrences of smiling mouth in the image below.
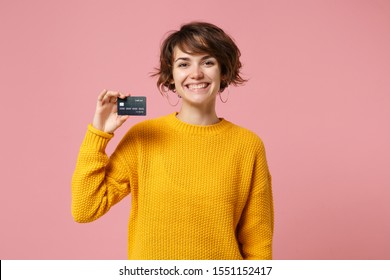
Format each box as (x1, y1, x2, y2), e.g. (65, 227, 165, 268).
(186, 83, 210, 90)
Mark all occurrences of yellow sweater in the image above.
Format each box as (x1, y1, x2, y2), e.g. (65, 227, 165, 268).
(72, 112, 273, 260)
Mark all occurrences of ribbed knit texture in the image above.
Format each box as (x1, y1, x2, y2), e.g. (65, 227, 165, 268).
(72, 112, 273, 260)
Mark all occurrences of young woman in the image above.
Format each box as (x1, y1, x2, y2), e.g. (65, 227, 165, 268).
(72, 22, 274, 260)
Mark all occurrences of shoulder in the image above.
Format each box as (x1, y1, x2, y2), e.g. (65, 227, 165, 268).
(121, 114, 171, 140)
(112, 114, 172, 157)
(131, 114, 167, 130)
(226, 121, 266, 150)
(226, 122, 271, 175)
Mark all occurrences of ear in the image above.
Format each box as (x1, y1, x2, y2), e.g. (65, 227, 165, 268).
(221, 74, 228, 82)
(168, 80, 176, 91)
(220, 76, 229, 87)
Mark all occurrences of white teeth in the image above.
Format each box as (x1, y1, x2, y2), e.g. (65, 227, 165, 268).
(187, 83, 208, 89)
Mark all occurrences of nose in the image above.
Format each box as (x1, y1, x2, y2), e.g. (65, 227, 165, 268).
(190, 65, 204, 79)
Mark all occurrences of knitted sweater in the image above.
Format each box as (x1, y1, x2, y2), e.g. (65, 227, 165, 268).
(72, 112, 273, 260)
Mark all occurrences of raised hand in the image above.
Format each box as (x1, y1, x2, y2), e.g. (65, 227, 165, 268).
(92, 89, 131, 133)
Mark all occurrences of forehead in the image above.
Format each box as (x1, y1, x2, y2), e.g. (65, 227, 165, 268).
(173, 46, 212, 60)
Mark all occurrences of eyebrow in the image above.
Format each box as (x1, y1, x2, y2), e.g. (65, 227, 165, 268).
(174, 55, 214, 63)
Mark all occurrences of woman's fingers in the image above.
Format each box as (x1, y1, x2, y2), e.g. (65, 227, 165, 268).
(97, 89, 108, 102)
(101, 90, 120, 105)
(93, 90, 132, 133)
(101, 91, 114, 105)
(118, 92, 131, 100)
(98, 89, 131, 104)
(97, 89, 133, 112)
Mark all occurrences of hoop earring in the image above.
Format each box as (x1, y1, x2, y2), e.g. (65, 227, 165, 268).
(167, 91, 181, 107)
(219, 87, 230, 103)
(159, 84, 181, 107)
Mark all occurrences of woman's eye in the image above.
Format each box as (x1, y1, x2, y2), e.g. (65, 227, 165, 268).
(204, 60, 215, 66)
(177, 63, 188, 68)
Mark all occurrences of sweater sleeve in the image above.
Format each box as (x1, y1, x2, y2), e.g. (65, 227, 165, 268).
(71, 124, 131, 223)
(237, 141, 274, 260)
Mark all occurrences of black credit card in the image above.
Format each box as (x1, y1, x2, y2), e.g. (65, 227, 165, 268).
(117, 96, 146, 116)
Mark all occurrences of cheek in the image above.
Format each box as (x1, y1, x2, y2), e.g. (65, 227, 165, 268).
(172, 70, 186, 84)
(209, 71, 221, 83)
(207, 66, 221, 80)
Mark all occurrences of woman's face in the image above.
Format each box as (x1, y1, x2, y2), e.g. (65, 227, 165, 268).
(172, 46, 221, 108)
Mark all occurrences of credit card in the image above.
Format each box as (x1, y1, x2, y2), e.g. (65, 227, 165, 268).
(117, 96, 147, 116)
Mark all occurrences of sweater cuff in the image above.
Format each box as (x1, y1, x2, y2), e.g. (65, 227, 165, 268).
(82, 124, 114, 152)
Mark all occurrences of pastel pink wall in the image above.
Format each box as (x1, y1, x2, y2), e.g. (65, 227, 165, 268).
(1, 0, 389, 259)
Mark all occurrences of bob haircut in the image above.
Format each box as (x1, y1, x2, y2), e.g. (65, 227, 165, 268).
(154, 22, 247, 93)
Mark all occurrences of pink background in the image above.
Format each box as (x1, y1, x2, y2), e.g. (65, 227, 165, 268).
(1, 0, 389, 259)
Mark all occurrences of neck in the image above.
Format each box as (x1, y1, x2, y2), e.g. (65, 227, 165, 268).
(176, 104, 220, 125)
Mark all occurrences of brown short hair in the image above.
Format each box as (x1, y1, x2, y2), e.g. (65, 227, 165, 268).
(153, 22, 247, 93)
